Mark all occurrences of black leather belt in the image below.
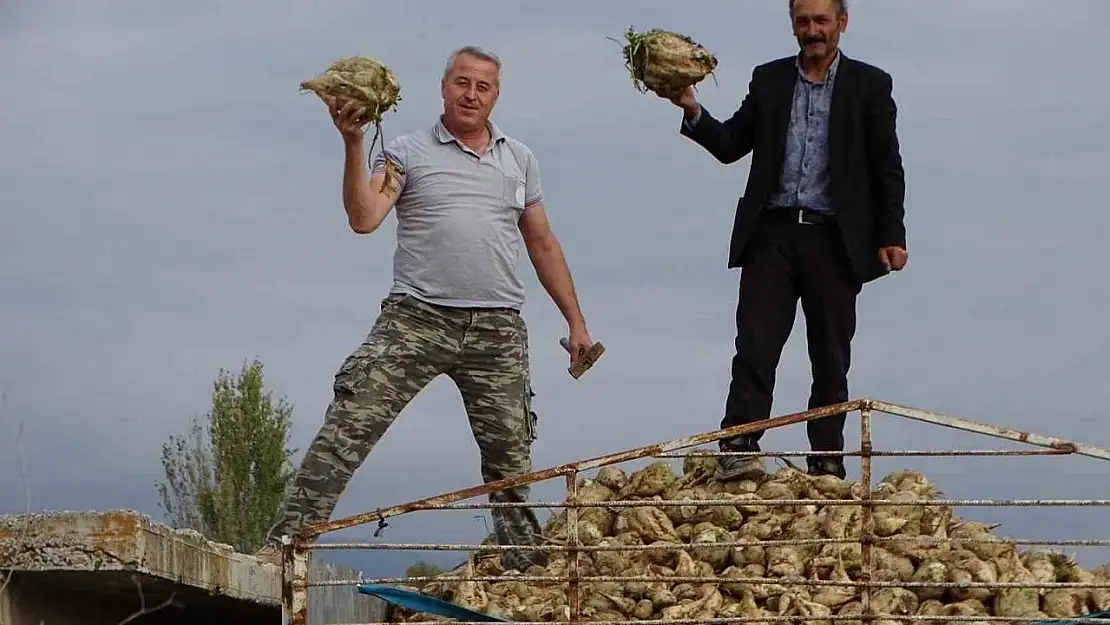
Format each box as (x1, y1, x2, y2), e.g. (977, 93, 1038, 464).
(766, 206, 836, 225)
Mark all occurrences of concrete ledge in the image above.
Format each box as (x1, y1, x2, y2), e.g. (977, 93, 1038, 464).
(0, 509, 280, 607)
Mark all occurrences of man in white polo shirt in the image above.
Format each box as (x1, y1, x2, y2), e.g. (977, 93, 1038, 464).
(259, 46, 593, 571)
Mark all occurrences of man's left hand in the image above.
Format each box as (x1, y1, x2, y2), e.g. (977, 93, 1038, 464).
(879, 246, 908, 272)
(566, 325, 593, 367)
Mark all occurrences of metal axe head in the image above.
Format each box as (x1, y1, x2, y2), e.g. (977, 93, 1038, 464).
(559, 338, 606, 379)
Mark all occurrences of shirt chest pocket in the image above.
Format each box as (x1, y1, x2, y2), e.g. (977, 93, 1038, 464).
(501, 172, 526, 212)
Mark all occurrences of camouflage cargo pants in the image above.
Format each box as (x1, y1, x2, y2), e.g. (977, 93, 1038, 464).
(267, 293, 545, 571)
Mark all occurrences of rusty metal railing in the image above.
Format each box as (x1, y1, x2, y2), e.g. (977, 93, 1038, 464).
(280, 399, 1110, 625)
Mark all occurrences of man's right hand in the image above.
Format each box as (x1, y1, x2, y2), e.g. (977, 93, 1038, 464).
(325, 95, 369, 143)
(654, 85, 700, 119)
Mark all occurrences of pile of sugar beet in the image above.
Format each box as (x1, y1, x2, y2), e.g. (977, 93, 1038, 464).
(403, 454, 1110, 622)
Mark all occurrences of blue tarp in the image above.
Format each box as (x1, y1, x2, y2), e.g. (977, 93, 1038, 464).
(1033, 614, 1110, 625)
(357, 584, 508, 622)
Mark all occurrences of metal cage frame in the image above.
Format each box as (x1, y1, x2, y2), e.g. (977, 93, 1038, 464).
(280, 398, 1110, 625)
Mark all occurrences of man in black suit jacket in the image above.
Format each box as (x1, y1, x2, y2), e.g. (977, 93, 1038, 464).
(657, 0, 907, 480)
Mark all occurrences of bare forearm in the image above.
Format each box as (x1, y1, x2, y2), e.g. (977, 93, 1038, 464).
(341, 138, 393, 234)
(528, 237, 586, 330)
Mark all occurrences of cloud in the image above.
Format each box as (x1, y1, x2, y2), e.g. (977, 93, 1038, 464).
(3, 0, 1110, 574)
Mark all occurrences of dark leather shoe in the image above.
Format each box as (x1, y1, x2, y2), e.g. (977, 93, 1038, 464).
(807, 456, 846, 479)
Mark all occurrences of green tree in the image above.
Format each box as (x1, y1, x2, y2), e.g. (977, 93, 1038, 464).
(156, 357, 297, 553)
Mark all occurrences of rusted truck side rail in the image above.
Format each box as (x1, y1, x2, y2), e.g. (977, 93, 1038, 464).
(281, 398, 1110, 625)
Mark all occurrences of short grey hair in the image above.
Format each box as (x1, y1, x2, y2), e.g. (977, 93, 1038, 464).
(442, 45, 502, 83)
(789, 0, 847, 13)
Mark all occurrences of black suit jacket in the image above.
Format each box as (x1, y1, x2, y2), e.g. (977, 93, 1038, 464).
(680, 52, 906, 284)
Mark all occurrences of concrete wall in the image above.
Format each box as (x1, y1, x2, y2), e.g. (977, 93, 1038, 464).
(0, 509, 385, 625)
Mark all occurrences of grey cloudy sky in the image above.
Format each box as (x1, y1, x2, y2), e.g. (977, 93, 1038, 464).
(2, 0, 1109, 574)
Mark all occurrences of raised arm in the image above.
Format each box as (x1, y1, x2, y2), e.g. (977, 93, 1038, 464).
(343, 141, 404, 234)
(328, 96, 405, 234)
(662, 68, 761, 165)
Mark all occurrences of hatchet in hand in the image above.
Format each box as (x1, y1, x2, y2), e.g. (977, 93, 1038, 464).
(559, 337, 606, 379)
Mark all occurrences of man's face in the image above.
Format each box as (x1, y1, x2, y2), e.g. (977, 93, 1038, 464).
(441, 54, 499, 131)
(790, 0, 848, 63)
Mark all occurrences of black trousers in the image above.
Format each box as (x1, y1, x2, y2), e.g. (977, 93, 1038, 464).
(721, 209, 862, 455)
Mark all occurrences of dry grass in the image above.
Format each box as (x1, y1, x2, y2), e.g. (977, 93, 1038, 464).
(0, 392, 23, 611)
(0, 391, 179, 625)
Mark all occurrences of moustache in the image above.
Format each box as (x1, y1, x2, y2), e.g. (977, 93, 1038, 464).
(803, 37, 825, 45)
